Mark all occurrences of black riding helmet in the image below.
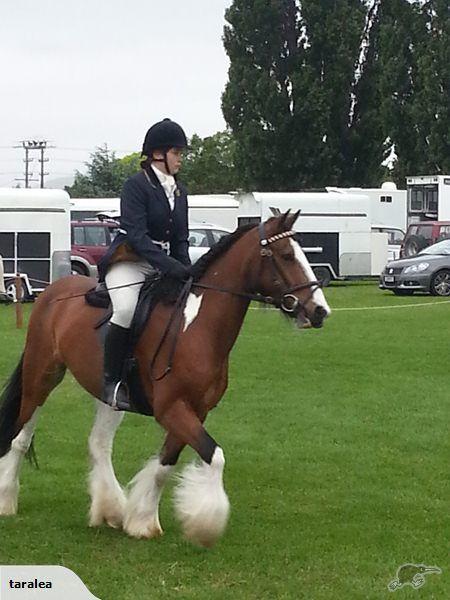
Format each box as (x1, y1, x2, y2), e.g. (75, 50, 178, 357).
(142, 118, 188, 156)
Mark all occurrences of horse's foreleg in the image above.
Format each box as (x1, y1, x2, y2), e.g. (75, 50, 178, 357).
(123, 433, 184, 539)
(88, 400, 126, 529)
(156, 399, 230, 548)
(0, 409, 40, 515)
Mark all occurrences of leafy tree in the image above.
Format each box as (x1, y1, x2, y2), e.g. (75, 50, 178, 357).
(222, 0, 450, 189)
(66, 133, 241, 198)
(179, 130, 240, 193)
(222, 0, 370, 190)
(65, 145, 126, 197)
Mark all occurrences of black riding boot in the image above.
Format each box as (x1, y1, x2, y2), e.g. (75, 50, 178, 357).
(102, 322, 132, 411)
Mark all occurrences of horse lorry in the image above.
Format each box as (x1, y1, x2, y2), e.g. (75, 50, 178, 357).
(237, 191, 391, 285)
(70, 194, 239, 230)
(0, 188, 71, 300)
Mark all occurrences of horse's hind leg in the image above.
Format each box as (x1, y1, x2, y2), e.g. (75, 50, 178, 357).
(0, 352, 65, 516)
(0, 409, 40, 515)
(88, 401, 127, 529)
(123, 433, 184, 539)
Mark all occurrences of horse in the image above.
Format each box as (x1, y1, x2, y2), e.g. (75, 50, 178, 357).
(0, 212, 330, 547)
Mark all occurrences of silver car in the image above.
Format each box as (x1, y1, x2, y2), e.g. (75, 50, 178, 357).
(188, 223, 232, 263)
(379, 238, 450, 296)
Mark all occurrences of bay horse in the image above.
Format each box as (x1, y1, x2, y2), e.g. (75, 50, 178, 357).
(0, 212, 330, 547)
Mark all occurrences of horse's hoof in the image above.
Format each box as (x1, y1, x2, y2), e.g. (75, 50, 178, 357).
(89, 508, 124, 529)
(105, 514, 123, 529)
(124, 519, 163, 539)
(0, 492, 18, 516)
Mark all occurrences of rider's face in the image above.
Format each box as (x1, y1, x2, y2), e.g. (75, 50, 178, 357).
(152, 147, 184, 175)
(166, 147, 184, 174)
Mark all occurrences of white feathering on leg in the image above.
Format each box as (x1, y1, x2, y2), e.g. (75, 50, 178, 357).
(173, 447, 230, 547)
(0, 409, 39, 516)
(124, 457, 173, 539)
(88, 401, 126, 529)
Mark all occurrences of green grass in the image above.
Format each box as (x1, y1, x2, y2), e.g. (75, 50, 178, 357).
(0, 283, 449, 599)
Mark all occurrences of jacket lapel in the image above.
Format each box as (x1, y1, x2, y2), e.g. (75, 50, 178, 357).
(143, 168, 171, 214)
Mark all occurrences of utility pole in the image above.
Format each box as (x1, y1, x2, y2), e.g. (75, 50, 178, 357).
(38, 142, 49, 188)
(14, 140, 53, 188)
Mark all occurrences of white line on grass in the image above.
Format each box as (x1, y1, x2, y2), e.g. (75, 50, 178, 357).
(250, 299, 450, 312)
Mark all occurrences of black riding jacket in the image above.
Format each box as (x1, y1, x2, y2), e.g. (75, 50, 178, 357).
(98, 168, 191, 281)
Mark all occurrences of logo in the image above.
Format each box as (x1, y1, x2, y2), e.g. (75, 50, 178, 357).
(388, 563, 441, 591)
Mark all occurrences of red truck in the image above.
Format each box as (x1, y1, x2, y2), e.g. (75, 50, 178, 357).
(71, 220, 120, 277)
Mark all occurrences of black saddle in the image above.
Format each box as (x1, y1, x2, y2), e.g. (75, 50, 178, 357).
(84, 274, 187, 417)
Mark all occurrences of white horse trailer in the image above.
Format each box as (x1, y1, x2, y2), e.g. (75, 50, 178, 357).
(70, 194, 239, 230)
(70, 197, 120, 221)
(0, 189, 71, 300)
(187, 195, 238, 230)
(406, 174, 450, 223)
(238, 191, 388, 284)
(326, 182, 407, 261)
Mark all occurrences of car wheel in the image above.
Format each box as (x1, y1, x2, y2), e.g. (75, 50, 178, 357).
(71, 263, 88, 276)
(312, 266, 331, 287)
(403, 235, 426, 257)
(4, 278, 31, 302)
(393, 289, 414, 296)
(430, 269, 450, 296)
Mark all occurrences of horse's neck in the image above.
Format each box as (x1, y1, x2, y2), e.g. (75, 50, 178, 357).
(194, 250, 253, 356)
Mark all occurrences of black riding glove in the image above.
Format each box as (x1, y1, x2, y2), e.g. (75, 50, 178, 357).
(165, 260, 191, 281)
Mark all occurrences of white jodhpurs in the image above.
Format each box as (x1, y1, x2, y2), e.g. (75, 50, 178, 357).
(105, 261, 157, 328)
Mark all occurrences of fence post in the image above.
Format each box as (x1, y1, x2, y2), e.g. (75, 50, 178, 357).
(0, 254, 5, 297)
(15, 275, 23, 329)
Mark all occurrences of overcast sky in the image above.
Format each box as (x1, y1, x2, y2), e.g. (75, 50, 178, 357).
(0, 0, 233, 187)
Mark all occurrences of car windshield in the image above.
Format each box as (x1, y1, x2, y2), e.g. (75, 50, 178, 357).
(419, 239, 450, 255)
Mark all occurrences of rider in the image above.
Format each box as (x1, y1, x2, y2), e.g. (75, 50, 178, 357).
(98, 118, 191, 410)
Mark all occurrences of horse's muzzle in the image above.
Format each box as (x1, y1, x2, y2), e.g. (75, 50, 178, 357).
(309, 305, 329, 328)
(293, 304, 329, 329)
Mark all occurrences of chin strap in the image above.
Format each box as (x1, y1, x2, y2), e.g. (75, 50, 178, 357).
(152, 151, 172, 175)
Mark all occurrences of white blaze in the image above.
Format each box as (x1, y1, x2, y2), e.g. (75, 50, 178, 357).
(289, 239, 331, 315)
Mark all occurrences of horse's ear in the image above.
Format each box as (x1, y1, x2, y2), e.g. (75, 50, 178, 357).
(285, 209, 301, 230)
(276, 210, 291, 230)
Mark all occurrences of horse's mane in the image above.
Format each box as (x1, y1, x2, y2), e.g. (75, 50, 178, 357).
(151, 223, 257, 304)
(191, 223, 256, 281)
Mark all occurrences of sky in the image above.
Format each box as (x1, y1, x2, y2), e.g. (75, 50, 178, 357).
(0, 0, 233, 187)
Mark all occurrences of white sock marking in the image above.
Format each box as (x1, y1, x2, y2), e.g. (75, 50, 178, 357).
(0, 409, 40, 515)
(88, 401, 126, 528)
(124, 457, 173, 538)
(174, 446, 230, 547)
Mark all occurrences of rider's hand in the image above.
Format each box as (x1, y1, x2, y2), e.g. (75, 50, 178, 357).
(166, 260, 190, 281)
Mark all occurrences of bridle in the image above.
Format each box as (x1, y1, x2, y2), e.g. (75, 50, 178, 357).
(256, 222, 323, 314)
(193, 222, 323, 316)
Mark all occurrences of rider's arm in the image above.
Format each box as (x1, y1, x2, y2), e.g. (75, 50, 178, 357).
(120, 177, 182, 274)
(170, 191, 191, 266)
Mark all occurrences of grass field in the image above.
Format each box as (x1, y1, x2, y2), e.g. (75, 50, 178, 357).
(0, 282, 448, 599)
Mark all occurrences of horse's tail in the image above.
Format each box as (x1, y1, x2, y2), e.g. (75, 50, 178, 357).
(0, 354, 24, 458)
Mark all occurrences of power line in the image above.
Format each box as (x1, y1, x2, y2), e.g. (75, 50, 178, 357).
(13, 140, 55, 188)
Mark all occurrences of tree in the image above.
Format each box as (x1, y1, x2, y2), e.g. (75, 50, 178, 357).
(179, 130, 241, 193)
(65, 145, 126, 197)
(222, 0, 371, 190)
(66, 134, 242, 198)
(222, 0, 450, 189)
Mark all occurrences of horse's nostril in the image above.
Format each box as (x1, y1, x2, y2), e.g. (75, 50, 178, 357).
(314, 306, 328, 320)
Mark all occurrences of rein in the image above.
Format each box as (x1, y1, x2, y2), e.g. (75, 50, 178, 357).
(151, 223, 323, 380)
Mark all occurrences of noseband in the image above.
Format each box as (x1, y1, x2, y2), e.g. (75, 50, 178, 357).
(257, 223, 322, 315)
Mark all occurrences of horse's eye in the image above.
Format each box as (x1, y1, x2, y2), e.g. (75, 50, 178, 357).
(281, 253, 295, 262)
